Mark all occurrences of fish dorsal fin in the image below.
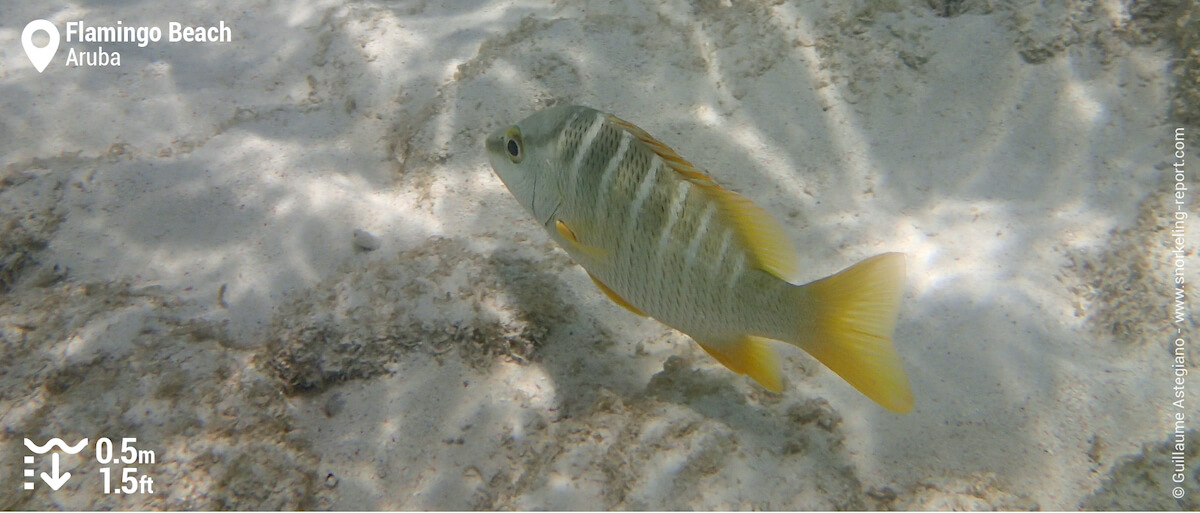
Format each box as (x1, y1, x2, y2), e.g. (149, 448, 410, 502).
(606, 114, 717, 186)
(704, 185, 803, 283)
(607, 113, 802, 283)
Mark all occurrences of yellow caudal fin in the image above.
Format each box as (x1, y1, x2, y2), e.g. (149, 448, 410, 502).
(697, 336, 783, 392)
(794, 253, 913, 413)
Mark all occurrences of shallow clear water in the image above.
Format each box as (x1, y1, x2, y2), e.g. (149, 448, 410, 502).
(1, 0, 1196, 510)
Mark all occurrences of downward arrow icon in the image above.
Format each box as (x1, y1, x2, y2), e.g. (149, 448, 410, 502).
(40, 453, 71, 490)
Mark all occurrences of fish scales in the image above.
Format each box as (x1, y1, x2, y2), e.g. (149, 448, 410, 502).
(486, 105, 914, 412)
(564, 114, 763, 341)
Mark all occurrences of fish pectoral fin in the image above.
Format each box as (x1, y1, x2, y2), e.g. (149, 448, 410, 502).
(587, 272, 647, 317)
(555, 220, 607, 259)
(697, 336, 783, 392)
(557, 220, 637, 316)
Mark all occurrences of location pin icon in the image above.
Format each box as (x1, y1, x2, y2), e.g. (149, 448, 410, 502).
(22, 20, 60, 73)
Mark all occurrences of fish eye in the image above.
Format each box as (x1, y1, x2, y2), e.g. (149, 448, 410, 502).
(504, 126, 523, 163)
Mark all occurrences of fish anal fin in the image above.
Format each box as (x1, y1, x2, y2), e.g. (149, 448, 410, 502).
(697, 336, 783, 392)
(587, 272, 647, 317)
(555, 220, 606, 259)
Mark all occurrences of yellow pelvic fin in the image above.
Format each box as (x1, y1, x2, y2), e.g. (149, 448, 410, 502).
(697, 336, 783, 392)
(795, 252, 913, 413)
(587, 272, 647, 317)
(555, 220, 606, 260)
(605, 113, 801, 283)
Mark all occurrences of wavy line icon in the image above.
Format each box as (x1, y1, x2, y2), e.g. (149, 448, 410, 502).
(24, 438, 89, 454)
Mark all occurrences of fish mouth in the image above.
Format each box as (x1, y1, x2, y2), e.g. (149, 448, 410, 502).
(485, 128, 504, 155)
(484, 129, 505, 173)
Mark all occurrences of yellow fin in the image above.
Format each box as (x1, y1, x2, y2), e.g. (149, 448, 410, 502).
(555, 220, 606, 259)
(606, 113, 801, 283)
(697, 336, 782, 392)
(587, 272, 647, 317)
(705, 186, 803, 283)
(606, 114, 716, 185)
(795, 253, 913, 413)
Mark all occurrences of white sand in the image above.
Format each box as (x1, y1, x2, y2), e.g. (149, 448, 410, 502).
(2, 0, 1197, 509)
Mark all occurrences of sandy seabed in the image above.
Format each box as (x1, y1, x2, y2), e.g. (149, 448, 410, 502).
(2, 0, 1199, 510)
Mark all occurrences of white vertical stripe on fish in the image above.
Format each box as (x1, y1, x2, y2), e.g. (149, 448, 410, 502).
(571, 112, 606, 186)
(657, 181, 692, 256)
(726, 252, 745, 290)
(597, 130, 632, 207)
(625, 154, 662, 236)
(713, 227, 733, 272)
(684, 201, 717, 269)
